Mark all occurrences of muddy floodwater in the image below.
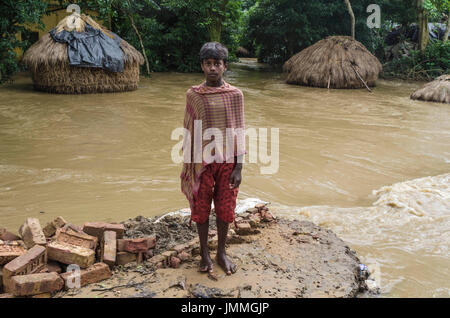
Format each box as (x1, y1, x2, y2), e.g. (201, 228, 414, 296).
(0, 59, 449, 297)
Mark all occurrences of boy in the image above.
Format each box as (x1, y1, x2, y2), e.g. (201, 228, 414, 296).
(180, 42, 246, 279)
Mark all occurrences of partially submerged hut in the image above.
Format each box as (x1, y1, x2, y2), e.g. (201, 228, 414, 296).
(236, 47, 250, 57)
(410, 75, 450, 104)
(22, 14, 144, 94)
(283, 36, 382, 89)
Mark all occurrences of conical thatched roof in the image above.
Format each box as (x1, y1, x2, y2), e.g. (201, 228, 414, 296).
(410, 75, 450, 104)
(283, 36, 382, 89)
(22, 13, 144, 94)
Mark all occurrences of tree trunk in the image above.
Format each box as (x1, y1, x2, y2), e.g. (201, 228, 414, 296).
(125, 0, 150, 75)
(417, 0, 429, 53)
(344, 0, 355, 40)
(206, 0, 227, 42)
(444, 15, 450, 42)
(207, 21, 222, 42)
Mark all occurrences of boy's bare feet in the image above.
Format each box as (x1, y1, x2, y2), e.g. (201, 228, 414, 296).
(198, 252, 218, 280)
(216, 252, 237, 275)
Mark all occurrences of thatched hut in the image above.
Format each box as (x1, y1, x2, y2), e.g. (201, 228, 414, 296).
(410, 75, 450, 104)
(283, 36, 382, 89)
(236, 47, 250, 57)
(22, 14, 144, 94)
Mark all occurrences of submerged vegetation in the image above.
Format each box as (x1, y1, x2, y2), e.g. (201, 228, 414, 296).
(0, 0, 449, 83)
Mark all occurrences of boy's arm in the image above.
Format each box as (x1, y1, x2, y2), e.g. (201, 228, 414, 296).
(229, 155, 243, 189)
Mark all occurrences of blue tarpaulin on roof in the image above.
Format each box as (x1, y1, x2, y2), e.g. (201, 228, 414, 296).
(50, 23, 124, 73)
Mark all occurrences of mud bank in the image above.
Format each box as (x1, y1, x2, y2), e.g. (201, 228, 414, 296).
(58, 207, 368, 298)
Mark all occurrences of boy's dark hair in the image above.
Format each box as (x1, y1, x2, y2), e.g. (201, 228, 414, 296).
(199, 42, 228, 65)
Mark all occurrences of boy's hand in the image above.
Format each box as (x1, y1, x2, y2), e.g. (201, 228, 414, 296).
(229, 164, 242, 189)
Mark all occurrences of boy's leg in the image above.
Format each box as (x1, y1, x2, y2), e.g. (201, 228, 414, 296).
(213, 163, 239, 275)
(216, 217, 237, 275)
(191, 164, 215, 273)
(196, 220, 212, 271)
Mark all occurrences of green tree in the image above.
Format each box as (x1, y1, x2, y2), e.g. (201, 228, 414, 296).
(81, 0, 160, 75)
(161, 0, 242, 43)
(417, 0, 430, 53)
(0, 0, 47, 84)
(246, 0, 377, 65)
(81, 0, 242, 72)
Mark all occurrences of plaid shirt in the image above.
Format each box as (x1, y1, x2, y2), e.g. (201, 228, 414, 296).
(180, 81, 246, 207)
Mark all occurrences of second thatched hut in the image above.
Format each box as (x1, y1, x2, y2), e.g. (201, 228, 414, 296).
(22, 13, 144, 94)
(410, 75, 450, 104)
(283, 36, 382, 89)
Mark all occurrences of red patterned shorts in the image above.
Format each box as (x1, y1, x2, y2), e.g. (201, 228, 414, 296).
(191, 162, 239, 224)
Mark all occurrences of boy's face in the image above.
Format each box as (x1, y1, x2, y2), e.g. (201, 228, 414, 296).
(201, 58, 227, 84)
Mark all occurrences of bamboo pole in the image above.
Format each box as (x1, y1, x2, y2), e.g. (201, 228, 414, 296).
(351, 64, 372, 92)
(344, 0, 355, 40)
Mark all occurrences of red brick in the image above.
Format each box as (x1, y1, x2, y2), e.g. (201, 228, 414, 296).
(148, 254, 165, 266)
(60, 262, 112, 289)
(46, 241, 95, 268)
(18, 218, 46, 248)
(161, 251, 177, 267)
(0, 228, 21, 241)
(101, 231, 116, 268)
(2, 245, 47, 293)
(186, 237, 199, 250)
(82, 222, 124, 240)
(42, 216, 67, 238)
(248, 215, 261, 228)
(10, 272, 64, 296)
(255, 203, 267, 210)
(117, 236, 156, 253)
(55, 227, 98, 250)
(261, 210, 275, 222)
(144, 249, 154, 260)
(178, 251, 192, 262)
(116, 252, 136, 265)
(235, 222, 253, 235)
(0, 243, 27, 266)
(246, 208, 259, 214)
(172, 243, 188, 254)
(170, 256, 181, 268)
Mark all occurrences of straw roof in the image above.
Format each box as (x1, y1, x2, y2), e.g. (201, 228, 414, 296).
(236, 47, 250, 57)
(22, 13, 144, 94)
(283, 36, 382, 89)
(410, 75, 450, 104)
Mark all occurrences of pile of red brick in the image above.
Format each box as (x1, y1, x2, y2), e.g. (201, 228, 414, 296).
(0, 217, 155, 298)
(0, 203, 275, 298)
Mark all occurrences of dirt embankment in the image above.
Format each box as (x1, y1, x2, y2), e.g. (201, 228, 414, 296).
(58, 206, 367, 298)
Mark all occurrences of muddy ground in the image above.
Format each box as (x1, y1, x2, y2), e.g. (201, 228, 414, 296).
(56, 209, 367, 298)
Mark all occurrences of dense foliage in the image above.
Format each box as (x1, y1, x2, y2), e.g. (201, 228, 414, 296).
(245, 0, 381, 65)
(383, 40, 450, 80)
(0, 0, 448, 81)
(81, 0, 242, 72)
(0, 0, 47, 83)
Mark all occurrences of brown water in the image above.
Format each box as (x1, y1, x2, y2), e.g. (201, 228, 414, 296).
(0, 58, 449, 297)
